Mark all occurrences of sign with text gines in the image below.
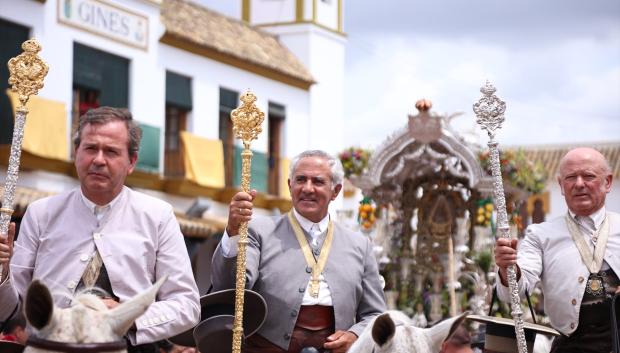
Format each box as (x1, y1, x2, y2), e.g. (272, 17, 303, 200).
(58, 0, 149, 50)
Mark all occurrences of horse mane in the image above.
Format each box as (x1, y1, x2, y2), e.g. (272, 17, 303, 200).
(72, 292, 108, 311)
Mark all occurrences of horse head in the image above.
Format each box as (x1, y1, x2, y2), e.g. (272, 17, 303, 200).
(23, 276, 166, 353)
(348, 310, 469, 353)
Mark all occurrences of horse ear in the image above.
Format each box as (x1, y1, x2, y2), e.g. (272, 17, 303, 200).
(372, 313, 395, 347)
(25, 280, 54, 330)
(426, 311, 469, 352)
(107, 275, 167, 336)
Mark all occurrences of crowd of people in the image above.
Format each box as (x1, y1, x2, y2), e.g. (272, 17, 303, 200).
(0, 106, 618, 353)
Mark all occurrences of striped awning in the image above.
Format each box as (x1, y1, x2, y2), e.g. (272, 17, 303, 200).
(0, 186, 224, 238)
(0, 186, 54, 215)
(175, 212, 227, 238)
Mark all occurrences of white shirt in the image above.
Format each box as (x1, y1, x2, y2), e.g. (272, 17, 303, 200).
(569, 207, 610, 270)
(79, 189, 123, 221)
(221, 209, 333, 305)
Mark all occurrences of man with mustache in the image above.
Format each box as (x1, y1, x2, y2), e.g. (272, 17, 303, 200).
(495, 147, 620, 353)
(211, 150, 386, 353)
(0, 107, 200, 352)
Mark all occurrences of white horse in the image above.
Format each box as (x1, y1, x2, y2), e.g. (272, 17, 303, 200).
(348, 311, 469, 353)
(22, 276, 166, 353)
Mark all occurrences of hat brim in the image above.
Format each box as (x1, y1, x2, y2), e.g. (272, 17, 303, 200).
(193, 315, 236, 353)
(169, 289, 267, 347)
(467, 314, 560, 336)
(0, 340, 25, 353)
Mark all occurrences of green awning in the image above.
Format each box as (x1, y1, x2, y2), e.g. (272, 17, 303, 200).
(233, 145, 268, 193)
(136, 123, 160, 173)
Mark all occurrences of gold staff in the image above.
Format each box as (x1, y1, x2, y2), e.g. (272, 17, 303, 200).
(0, 39, 49, 283)
(473, 81, 527, 353)
(230, 91, 264, 353)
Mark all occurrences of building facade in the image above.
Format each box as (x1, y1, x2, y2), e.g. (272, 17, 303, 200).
(0, 0, 347, 290)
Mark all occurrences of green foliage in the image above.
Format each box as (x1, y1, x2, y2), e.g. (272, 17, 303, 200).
(478, 149, 547, 194)
(475, 251, 493, 274)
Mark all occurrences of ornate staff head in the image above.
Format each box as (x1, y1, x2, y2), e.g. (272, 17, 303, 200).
(472, 81, 506, 141)
(8, 39, 49, 112)
(231, 91, 264, 149)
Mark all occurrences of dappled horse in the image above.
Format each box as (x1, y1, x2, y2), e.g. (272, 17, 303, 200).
(347, 311, 468, 353)
(22, 276, 166, 353)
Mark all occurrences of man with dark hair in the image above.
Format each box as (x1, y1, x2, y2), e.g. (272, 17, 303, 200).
(0, 107, 200, 352)
(211, 150, 386, 353)
(495, 147, 620, 352)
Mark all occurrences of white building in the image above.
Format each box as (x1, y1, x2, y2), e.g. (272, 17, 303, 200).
(0, 0, 346, 290)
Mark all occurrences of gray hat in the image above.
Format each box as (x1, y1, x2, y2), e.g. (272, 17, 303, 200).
(468, 315, 559, 353)
(169, 289, 267, 348)
(0, 340, 24, 353)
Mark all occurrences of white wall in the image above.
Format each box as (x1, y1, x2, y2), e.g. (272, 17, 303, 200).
(192, 0, 241, 18)
(263, 24, 346, 155)
(250, 0, 296, 24)
(547, 183, 620, 220)
(315, 0, 339, 30)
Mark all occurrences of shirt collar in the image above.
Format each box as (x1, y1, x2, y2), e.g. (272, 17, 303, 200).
(80, 186, 124, 215)
(292, 208, 330, 234)
(568, 206, 606, 230)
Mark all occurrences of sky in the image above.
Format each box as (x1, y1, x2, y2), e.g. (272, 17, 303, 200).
(343, 0, 620, 150)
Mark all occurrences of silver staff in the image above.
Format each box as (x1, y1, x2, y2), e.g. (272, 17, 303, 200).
(473, 81, 527, 353)
(0, 39, 49, 282)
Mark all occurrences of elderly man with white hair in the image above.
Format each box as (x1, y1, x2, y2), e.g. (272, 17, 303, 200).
(495, 147, 620, 353)
(211, 150, 386, 353)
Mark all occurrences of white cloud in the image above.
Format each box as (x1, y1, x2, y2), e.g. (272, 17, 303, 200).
(343, 21, 620, 150)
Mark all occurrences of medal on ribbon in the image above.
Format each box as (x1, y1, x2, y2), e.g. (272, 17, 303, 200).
(288, 212, 334, 298)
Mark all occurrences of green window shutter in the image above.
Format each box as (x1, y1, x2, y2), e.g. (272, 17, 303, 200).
(0, 19, 29, 144)
(101, 53, 129, 108)
(233, 146, 268, 193)
(219, 88, 238, 113)
(166, 71, 192, 110)
(136, 123, 160, 173)
(73, 43, 129, 108)
(73, 43, 104, 90)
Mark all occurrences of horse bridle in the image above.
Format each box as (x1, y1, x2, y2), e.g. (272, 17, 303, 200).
(26, 336, 127, 352)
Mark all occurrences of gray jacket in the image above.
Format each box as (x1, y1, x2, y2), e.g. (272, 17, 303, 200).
(211, 214, 386, 350)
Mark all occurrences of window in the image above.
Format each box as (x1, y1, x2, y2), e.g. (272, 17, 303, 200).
(219, 88, 238, 187)
(164, 71, 192, 177)
(268, 102, 285, 195)
(0, 19, 29, 145)
(72, 43, 129, 148)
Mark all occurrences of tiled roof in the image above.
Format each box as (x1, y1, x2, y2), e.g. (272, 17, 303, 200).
(507, 142, 620, 181)
(160, 0, 314, 89)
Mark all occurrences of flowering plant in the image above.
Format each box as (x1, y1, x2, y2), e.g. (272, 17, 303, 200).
(339, 147, 371, 178)
(478, 149, 547, 194)
(358, 197, 377, 230)
(475, 197, 523, 231)
(475, 197, 494, 227)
